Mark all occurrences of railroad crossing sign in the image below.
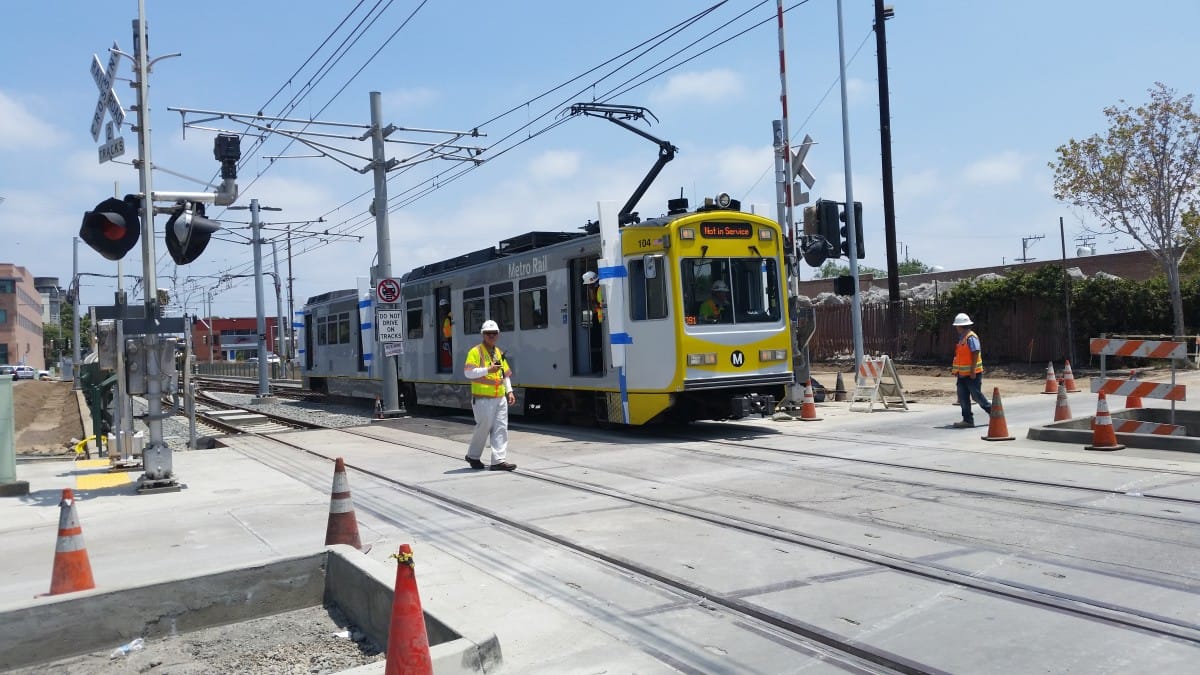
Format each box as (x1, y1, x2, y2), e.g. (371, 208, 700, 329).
(376, 278, 401, 304)
(790, 134, 816, 206)
(90, 43, 126, 156)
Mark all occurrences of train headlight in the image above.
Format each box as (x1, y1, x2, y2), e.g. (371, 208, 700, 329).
(687, 352, 718, 366)
(759, 349, 788, 362)
(679, 227, 696, 240)
(758, 227, 774, 240)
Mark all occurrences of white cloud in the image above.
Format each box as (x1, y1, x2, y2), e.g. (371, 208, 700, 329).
(651, 69, 743, 105)
(964, 151, 1025, 185)
(0, 91, 66, 151)
(526, 150, 580, 181)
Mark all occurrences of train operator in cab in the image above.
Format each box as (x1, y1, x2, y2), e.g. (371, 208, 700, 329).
(438, 299, 453, 370)
(463, 320, 517, 471)
(582, 271, 605, 324)
(699, 280, 732, 324)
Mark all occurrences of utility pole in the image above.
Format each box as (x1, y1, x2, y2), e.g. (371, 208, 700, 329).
(286, 226, 295, 363)
(1017, 234, 1044, 263)
(1059, 217, 1075, 365)
(875, 0, 900, 355)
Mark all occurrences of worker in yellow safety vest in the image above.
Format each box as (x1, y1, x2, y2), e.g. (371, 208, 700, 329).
(951, 312, 991, 428)
(582, 270, 605, 323)
(462, 320, 517, 471)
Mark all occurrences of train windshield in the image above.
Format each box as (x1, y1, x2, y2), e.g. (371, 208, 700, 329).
(681, 258, 782, 326)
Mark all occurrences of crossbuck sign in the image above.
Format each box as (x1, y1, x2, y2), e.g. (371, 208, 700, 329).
(90, 42, 126, 163)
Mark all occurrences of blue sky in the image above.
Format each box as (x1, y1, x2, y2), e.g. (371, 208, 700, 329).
(2, 0, 1198, 318)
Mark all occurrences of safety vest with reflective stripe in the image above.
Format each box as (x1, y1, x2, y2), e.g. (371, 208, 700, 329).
(465, 344, 511, 397)
(952, 330, 983, 376)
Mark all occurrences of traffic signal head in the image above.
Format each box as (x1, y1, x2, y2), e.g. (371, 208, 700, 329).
(838, 201, 865, 259)
(165, 201, 221, 264)
(815, 199, 840, 252)
(80, 195, 142, 261)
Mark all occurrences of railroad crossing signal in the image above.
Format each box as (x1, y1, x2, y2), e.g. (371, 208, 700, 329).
(80, 195, 141, 261)
(89, 44, 125, 142)
(165, 202, 222, 265)
(790, 135, 815, 206)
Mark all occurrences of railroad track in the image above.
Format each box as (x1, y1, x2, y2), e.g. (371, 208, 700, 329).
(190, 392, 327, 435)
(235, 425, 1200, 673)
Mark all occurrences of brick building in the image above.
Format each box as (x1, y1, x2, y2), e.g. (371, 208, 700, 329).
(0, 264, 45, 369)
(191, 316, 285, 363)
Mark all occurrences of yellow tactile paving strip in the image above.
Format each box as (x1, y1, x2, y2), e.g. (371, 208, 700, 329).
(75, 472, 133, 490)
(73, 459, 134, 489)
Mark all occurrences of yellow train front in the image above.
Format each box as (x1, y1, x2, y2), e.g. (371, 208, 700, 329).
(389, 193, 794, 425)
(604, 194, 792, 423)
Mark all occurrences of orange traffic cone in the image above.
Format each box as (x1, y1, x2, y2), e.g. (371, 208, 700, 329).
(1042, 362, 1059, 394)
(981, 388, 1015, 441)
(1054, 379, 1073, 421)
(799, 380, 822, 421)
(325, 457, 363, 551)
(49, 488, 96, 595)
(1062, 360, 1080, 393)
(1085, 392, 1126, 451)
(1125, 371, 1143, 409)
(385, 544, 433, 675)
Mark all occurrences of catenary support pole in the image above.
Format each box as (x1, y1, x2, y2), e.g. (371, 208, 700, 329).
(250, 199, 271, 400)
(272, 241, 285, 364)
(369, 91, 401, 414)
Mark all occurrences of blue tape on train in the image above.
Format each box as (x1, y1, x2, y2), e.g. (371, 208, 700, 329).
(359, 299, 372, 309)
(362, 322, 373, 330)
(598, 265, 627, 279)
(363, 353, 373, 361)
(610, 332, 633, 344)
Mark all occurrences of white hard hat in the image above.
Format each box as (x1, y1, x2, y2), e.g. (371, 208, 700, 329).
(711, 280, 730, 292)
(439, 299, 449, 306)
(953, 312, 973, 326)
(481, 320, 500, 333)
(582, 271, 598, 284)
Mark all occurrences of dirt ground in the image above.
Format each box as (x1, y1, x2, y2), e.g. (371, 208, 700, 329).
(812, 361, 1057, 403)
(11, 380, 85, 456)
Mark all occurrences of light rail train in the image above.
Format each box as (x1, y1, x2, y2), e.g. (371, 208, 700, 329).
(302, 192, 810, 424)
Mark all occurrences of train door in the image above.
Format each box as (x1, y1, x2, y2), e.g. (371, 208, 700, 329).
(304, 312, 314, 370)
(571, 258, 604, 376)
(434, 288, 452, 373)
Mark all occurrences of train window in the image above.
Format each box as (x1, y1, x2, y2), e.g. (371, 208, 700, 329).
(337, 312, 351, 344)
(406, 300, 423, 339)
(682, 258, 781, 325)
(519, 288, 548, 330)
(489, 282, 515, 332)
(463, 287, 485, 334)
(629, 257, 668, 321)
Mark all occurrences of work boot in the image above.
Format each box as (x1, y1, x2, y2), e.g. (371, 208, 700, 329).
(951, 420, 973, 429)
(464, 455, 485, 470)
(489, 461, 517, 471)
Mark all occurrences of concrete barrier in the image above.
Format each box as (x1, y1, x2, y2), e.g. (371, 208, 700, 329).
(0, 546, 500, 674)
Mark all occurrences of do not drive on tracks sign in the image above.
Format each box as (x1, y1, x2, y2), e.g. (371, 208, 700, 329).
(376, 278, 401, 304)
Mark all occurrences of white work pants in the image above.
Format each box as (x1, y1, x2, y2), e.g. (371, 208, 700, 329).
(467, 395, 508, 463)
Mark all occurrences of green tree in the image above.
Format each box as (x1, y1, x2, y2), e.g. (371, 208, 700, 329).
(1051, 83, 1200, 337)
(814, 261, 885, 279)
(897, 258, 934, 276)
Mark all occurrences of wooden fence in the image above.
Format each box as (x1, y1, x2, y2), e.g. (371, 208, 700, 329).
(808, 298, 1076, 364)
